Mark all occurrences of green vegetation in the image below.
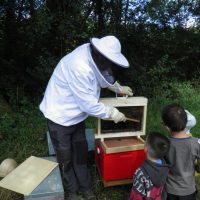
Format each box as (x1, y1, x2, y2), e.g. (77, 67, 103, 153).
(147, 81, 200, 138)
(0, 1, 199, 101)
(0, 81, 200, 199)
(0, 1, 199, 199)
(0, 99, 48, 199)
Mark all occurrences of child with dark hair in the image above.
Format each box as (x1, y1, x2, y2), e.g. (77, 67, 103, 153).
(162, 104, 200, 200)
(129, 132, 171, 200)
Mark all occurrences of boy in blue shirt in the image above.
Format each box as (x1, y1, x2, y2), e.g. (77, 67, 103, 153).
(129, 132, 171, 200)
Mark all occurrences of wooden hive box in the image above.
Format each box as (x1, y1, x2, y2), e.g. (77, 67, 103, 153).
(94, 97, 148, 187)
(24, 156, 64, 200)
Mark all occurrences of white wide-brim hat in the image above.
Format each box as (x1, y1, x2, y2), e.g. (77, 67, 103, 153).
(90, 35, 129, 68)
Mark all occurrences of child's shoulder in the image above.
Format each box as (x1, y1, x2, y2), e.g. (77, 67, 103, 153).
(191, 136, 200, 144)
(183, 137, 200, 151)
(169, 136, 199, 148)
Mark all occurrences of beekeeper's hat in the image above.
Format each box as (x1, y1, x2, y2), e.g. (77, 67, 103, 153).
(90, 35, 129, 68)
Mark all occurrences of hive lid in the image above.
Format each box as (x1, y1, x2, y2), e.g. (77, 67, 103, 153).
(0, 156, 58, 195)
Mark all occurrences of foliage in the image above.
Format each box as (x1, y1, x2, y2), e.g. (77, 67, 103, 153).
(0, 0, 199, 101)
(0, 81, 200, 199)
(0, 1, 200, 198)
(0, 96, 48, 199)
(1, 81, 200, 199)
(0, 97, 48, 163)
(146, 81, 200, 138)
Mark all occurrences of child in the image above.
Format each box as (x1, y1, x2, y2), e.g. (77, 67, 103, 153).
(162, 104, 200, 200)
(129, 132, 171, 200)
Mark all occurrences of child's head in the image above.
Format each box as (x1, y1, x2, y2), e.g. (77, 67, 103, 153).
(162, 104, 187, 132)
(145, 132, 170, 159)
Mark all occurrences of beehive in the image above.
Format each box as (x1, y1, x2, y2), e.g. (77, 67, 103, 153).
(24, 156, 64, 200)
(95, 97, 148, 186)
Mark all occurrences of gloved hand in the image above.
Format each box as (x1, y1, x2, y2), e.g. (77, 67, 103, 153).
(120, 86, 133, 96)
(110, 107, 126, 123)
(108, 81, 133, 96)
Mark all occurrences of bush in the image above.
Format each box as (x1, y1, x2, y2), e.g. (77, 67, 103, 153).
(0, 81, 200, 200)
(147, 81, 200, 137)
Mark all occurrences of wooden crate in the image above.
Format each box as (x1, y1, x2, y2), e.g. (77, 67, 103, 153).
(95, 97, 148, 140)
(24, 157, 64, 200)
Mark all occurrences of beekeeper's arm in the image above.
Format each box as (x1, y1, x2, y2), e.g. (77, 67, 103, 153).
(107, 81, 133, 96)
(68, 69, 126, 123)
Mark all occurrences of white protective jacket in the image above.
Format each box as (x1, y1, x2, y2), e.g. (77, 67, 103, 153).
(39, 43, 114, 126)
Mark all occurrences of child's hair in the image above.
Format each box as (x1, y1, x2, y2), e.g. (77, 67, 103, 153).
(146, 132, 170, 159)
(162, 104, 187, 132)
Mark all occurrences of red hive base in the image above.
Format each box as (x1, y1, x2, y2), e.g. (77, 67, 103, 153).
(95, 139, 146, 184)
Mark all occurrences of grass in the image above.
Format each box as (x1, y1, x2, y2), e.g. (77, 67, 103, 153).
(146, 81, 200, 138)
(0, 81, 200, 199)
(0, 101, 48, 200)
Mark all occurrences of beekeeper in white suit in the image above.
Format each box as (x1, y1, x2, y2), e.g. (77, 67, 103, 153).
(39, 35, 133, 200)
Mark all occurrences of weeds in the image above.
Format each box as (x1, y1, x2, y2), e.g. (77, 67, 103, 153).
(0, 81, 200, 199)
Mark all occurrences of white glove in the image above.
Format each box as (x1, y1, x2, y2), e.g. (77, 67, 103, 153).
(110, 107, 126, 123)
(108, 81, 133, 96)
(120, 86, 133, 96)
